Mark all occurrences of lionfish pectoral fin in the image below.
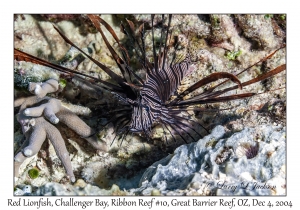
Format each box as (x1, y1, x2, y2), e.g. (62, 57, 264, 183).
(203, 63, 286, 100)
(151, 14, 159, 72)
(157, 50, 164, 70)
(162, 15, 172, 71)
(207, 46, 286, 93)
(87, 15, 130, 63)
(177, 93, 255, 106)
(168, 72, 242, 106)
(166, 122, 188, 143)
(52, 25, 129, 90)
(14, 49, 123, 92)
(87, 15, 145, 99)
(123, 82, 142, 91)
(241, 64, 286, 87)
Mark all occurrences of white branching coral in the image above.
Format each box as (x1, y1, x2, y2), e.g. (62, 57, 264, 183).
(28, 79, 59, 98)
(14, 79, 107, 182)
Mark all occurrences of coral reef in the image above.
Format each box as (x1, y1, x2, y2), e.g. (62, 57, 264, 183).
(14, 14, 286, 195)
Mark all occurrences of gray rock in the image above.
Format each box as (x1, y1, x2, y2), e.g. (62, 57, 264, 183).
(133, 125, 286, 195)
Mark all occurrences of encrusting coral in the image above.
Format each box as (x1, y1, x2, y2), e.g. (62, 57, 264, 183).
(14, 79, 108, 182)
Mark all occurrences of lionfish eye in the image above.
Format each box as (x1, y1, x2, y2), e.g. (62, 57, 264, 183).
(143, 105, 150, 112)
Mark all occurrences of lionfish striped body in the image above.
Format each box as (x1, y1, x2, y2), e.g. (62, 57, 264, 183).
(14, 14, 286, 145)
(130, 55, 192, 136)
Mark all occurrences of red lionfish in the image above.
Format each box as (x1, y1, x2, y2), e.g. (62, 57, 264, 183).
(14, 14, 286, 146)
